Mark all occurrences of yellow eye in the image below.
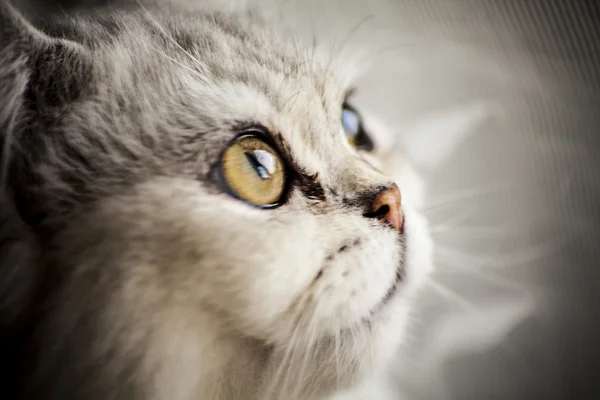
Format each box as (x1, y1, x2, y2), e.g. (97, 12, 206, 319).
(220, 136, 286, 206)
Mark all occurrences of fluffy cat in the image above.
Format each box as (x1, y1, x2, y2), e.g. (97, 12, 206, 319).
(0, 1, 446, 399)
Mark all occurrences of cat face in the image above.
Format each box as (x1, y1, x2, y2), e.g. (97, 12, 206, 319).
(0, 2, 433, 398)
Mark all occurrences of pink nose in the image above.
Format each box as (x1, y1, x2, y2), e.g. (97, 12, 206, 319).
(370, 184, 404, 231)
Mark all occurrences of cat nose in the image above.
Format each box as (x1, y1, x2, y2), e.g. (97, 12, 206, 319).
(367, 184, 404, 231)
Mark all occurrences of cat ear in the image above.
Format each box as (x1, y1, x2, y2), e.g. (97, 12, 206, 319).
(1, 0, 52, 51)
(1, 0, 91, 111)
(399, 101, 497, 171)
(1, 0, 91, 186)
(1, 1, 38, 114)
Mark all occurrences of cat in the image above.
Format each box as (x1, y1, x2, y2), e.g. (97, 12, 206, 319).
(0, 0, 443, 399)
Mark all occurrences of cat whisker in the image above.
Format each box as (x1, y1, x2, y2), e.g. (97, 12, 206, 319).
(271, 302, 312, 397)
(152, 47, 207, 81)
(281, 90, 305, 113)
(0, 96, 19, 189)
(334, 327, 342, 389)
(421, 182, 519, 214)
(424, 278, 541, 383)
(434, 253, 531, 292)
(135, 0, 209, 80)
(274, 60, 310, 106)
(435, 233, 567, 269)
(272, 291, 325, 399)
(434, 246, 522, 270)
(350, 40, 426, 73)
(307, 0, 317, 71)
(327, 14, 375, 72)
(271, 333, 299, 397)
(295, 303, 324, 398)
(429, 206, 547, 236)
(428, 207, 483, 234)
(430, 224, 511, 235)
(287, 339, 309, 398)
(425, 278, 478, 314)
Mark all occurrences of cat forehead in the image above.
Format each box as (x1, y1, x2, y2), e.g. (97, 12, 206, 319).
(73, 10, 355, 100)
(76, 11, 356, 170)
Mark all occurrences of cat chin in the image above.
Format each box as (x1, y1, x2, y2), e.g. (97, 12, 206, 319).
(275, 208, 432, 399)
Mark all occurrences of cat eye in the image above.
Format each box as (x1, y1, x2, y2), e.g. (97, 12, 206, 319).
(341, 103, 374, 152)
(219, 135, 286, 207)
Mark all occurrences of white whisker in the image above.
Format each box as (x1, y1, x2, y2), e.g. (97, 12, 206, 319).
(270, 300, 311, 398)
(430, 224, 510, 236)
(292, 301, 321, 399)
(152, 47, 207, 81)
(435, 252, 531, 291)
(436, 244, 542, 270)
(422, 182, 519, 214)
(425, 279, 478, 314)
(135, 0, 209, 80)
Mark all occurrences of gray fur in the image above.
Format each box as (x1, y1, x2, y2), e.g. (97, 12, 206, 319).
(0, 1, 433, 399)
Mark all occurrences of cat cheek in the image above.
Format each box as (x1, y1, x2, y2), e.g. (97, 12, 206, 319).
(213, 213, 325, 340)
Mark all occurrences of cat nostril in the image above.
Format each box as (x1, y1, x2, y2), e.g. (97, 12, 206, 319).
(367, 184, 404, 232)
(374, 204, 389, 217)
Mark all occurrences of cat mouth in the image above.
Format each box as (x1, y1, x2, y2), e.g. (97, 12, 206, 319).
(340, 231, 406, 333)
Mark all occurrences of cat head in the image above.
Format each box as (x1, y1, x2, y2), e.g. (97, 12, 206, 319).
(0, 1, 433, 397)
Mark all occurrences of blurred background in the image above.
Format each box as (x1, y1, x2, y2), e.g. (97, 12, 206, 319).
(15, 0, 600, 399)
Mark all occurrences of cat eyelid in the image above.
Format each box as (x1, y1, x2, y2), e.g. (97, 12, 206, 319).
(227, 121, 309, 187)
(229, 123, 293, 166)
(230, 123, 278, 148)
(342, 87, 358, 104)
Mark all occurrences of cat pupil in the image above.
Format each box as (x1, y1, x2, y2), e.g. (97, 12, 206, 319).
(244, 150, 273, 180)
